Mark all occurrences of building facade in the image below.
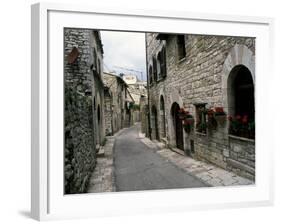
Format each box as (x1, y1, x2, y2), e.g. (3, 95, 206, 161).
(146, 33, 255, 180)
(103, 72, 134, 135)
(64, 28, 105, 193)
(122, 74, 147, 124)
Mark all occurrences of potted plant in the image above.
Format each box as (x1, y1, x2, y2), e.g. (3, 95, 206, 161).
(178, 108, 193, 121)
(178, 108, 187, 120)
(183, 118, 194, 133)
(228, 115, 255, 139)
(213, 107, 227, 125)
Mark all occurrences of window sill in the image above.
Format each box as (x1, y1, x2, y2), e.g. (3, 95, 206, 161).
(228, 134, 255, 143)
(195, 131, 207, 137)
(177, 57, 186, 64)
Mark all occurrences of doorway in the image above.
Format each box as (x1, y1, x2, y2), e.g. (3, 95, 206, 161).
(171, 102, 184, 150)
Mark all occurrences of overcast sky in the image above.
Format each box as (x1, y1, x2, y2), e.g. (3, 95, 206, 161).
(100, 31, 147, 81)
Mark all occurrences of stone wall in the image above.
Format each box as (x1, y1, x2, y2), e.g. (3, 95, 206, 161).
(227, 135, 255, 180)
(64, 28, 104, 193)
(103, 72, 131, 134)
(146, 33, 255, 180)
(139, 96, 149, 137)
(104, 88, 113, 136)
(64, 86, 96, 194)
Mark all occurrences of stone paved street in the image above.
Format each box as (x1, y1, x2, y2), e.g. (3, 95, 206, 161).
(87, 123, 253, 193)
(87, 136, 116, 193)
(113, 125, 207, 191)
(139, 129, 254, 187)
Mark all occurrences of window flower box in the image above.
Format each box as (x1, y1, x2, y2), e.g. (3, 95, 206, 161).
(228, 115, 255, 139)
(213, 107, 227, 126)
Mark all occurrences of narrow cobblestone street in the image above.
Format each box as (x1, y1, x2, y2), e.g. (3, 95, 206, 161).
(87, 123, 253, 193)
(114, 124, 208, 191)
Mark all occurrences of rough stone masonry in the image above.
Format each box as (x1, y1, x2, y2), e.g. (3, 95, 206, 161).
(146, 33, 255, 181)
(64, 28, 104, 194)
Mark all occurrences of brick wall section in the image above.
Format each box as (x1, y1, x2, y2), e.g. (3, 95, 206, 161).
(146, 33, 255, 180)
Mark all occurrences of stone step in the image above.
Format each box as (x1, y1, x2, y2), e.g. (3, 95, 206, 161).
(170, 147, 185, 156)
(97, 147, 105, 157)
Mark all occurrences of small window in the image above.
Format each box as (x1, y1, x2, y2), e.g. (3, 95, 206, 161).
(177, 35, 186, 60)
(195, 104, 207, 134)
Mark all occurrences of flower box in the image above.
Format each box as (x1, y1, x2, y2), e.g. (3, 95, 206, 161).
(214, 114, 227, 125)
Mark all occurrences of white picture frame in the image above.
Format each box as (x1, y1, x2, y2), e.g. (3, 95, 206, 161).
(31, 2, 274, 221)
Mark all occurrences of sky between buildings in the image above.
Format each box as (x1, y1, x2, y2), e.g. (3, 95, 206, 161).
(100, 31, 147, 81)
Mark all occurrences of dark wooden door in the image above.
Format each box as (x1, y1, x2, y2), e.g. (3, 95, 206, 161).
(175, 108, 184, 150)
(172, 103, 184, 150)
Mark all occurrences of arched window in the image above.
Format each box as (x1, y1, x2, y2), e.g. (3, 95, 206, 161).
(228, 65, 255, 139)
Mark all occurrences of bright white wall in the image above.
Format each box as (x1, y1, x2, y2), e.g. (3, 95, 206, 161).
(0, 0, 279, 223)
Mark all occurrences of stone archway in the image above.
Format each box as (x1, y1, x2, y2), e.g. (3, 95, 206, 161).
(222, 44, 255, 114)
(227, 65, 254, 119)
(167, 87, 183, 148)
(171, 102, 184, 150)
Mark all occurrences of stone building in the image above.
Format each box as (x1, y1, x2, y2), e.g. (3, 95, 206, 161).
(122, 74, 147, 123)
(64, 28, 105, 193)
(139, 95, 149, 137)
(146, 33, 255, 180)
(103, 72, 134, 135)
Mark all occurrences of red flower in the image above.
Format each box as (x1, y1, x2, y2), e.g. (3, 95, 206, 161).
(235, 115, 241, 120)
(215, 107, 224, 113)
(242, 115, 248, 124)
(207, 109, 214, 116)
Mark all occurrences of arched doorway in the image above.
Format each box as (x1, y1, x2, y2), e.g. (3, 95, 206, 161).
(171, 102, 184, 150)
(160, 96, 166, 138)
(151, 105, 159, 140)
